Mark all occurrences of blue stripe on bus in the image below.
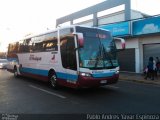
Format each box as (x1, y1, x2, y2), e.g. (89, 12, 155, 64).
(56, 72, 78, 81)
(20, 67, 48, 76)
(20, 67, 78, 81)
(92, 72, 115, 78)
(20, 67, 115, 80)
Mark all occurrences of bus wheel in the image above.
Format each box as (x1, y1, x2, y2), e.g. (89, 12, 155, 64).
(49, 72, 58, 89)
(14, 67, 18, 77)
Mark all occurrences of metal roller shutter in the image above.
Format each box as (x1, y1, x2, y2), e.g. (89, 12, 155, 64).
(143, 44, 160, 67)
(118, 48, 135, 72)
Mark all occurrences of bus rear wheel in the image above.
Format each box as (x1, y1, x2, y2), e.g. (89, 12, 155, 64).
(49, 72, 58, 89)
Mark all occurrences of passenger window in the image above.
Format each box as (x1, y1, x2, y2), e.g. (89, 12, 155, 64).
(60, 34, 77, 70)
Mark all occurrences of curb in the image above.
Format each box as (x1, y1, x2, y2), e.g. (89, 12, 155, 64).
(119, 77, 160, 86)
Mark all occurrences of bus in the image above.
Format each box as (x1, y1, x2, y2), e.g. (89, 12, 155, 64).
(7, 25, 125, 89)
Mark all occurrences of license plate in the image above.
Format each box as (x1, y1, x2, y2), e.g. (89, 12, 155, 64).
(100, 80, 107, 84)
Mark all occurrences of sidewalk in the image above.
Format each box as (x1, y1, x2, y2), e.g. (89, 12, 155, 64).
(119, 72, 160, 86)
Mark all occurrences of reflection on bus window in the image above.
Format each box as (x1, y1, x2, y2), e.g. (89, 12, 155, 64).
(60, 33, 77, 70)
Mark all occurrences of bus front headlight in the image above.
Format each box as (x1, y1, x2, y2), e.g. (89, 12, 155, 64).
(80, 72, 92, 77)
(115, 70, 119, 74)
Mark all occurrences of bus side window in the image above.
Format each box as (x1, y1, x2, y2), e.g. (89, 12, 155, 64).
(43, 39, 58, 51)
(21, 38, 32, 53)
(60, 35, 77, 70)
(66, 36, 77, 70)
(7, 42, 19, 58)
(43, 32, 58, 52)
(60, 38, 67, 68)
(33, 42, 43, 52)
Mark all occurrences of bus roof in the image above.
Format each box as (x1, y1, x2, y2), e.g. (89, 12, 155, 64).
(9, 25, 110, 44)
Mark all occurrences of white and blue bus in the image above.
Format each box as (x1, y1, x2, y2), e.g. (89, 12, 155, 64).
(7, 25, 125, 89)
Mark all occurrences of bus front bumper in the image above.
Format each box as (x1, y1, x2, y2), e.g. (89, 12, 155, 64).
(77, 74, 119, 88)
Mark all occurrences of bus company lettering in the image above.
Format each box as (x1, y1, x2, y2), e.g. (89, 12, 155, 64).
(29, 55, 42, 61)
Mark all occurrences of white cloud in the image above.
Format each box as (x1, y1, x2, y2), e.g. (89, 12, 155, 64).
(142, 23, 160, 34)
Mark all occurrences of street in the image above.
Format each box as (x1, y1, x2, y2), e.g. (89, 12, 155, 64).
(0, 69, 160, 114)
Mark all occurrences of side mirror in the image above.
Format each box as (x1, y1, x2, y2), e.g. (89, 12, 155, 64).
(113, 37, 125, 50)
(73, 32, 84, 48)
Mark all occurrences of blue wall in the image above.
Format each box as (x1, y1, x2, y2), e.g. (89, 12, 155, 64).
(99, 16, 160, 37)
(99, 21, 131, 37)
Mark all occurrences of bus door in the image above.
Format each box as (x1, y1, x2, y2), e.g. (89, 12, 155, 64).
(60, 29, 78, 83)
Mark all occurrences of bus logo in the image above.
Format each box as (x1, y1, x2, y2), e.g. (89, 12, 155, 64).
(52, 55, 55, 60)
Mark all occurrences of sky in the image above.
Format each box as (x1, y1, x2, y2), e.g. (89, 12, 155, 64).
(0, 0, 160, 52)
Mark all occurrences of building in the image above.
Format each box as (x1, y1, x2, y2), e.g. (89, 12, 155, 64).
(56, 0, 160, 73)
(99, 13, 160, 73)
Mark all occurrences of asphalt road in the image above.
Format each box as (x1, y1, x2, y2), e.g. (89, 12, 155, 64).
(0, 69, 160, 115)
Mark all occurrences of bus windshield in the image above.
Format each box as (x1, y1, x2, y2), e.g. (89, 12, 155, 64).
(76, 26, 118, 69)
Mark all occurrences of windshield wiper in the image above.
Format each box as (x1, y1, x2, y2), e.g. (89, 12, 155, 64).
(94, 45, 101, 68)
(94, 30, 115, 69)
(94, 42, 114, 69)
(101, 44, 115, 68)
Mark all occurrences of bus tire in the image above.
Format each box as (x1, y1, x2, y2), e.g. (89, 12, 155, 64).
(14, 66, 19, 78)
(49, 71, 58, 89)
